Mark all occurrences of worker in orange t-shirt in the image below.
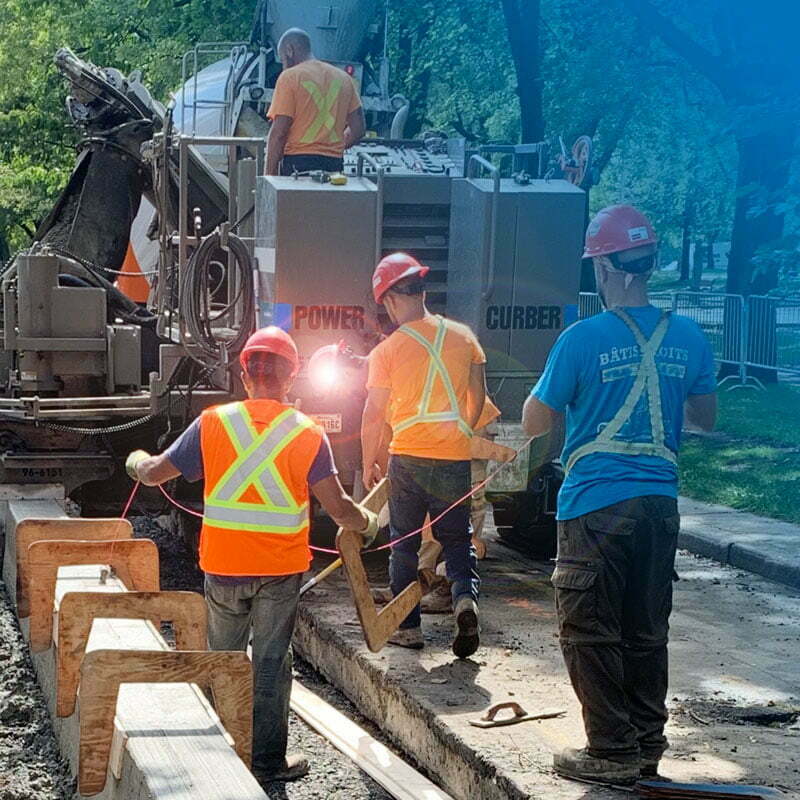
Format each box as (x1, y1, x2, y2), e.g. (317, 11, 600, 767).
(362, 253, 486, 657)
(266, 28, 365, 176)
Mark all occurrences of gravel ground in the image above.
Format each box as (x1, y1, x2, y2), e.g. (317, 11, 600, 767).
(0, 585, 74, 800)
(131, 515, 398, 800)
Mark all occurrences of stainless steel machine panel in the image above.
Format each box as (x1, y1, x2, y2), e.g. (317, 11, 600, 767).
(447, 178, 585, 416)
(255, 175, 379, 361)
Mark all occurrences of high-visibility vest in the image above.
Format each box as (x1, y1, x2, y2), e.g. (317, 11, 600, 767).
(393, 316, 473, 439)
(565, 308, 677, 475)
(198, 400, 322, 576)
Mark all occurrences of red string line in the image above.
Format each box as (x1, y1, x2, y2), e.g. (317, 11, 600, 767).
(132, 435, 536, 556)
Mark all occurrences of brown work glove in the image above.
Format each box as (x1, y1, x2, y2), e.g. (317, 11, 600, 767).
(359, 508, 380, 548)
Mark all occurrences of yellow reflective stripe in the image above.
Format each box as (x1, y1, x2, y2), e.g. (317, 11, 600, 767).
(396, 317, 473, 437)
(210, 406, 297, 505)
(565, 311, 675, 474)
(299, 79, 343, 144)
(205, 404, 316, 531)
(232, 417, 311, 506)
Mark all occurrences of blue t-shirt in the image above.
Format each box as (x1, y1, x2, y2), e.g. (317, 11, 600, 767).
(532, 305, 716, 521)
(165, 417, 337, 583)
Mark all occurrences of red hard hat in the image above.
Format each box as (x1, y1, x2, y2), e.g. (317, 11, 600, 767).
(371, 252, 430, 304)
(584, 204, 657, 259)
(239, 326, 300, 377)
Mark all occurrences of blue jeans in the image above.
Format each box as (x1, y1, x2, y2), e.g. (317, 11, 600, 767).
(204, 573, 301, 772)
(388, 455, 480, 629)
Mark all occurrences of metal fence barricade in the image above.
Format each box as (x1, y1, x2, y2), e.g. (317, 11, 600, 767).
(578, 292, 603, 319)
(748, 296, 800, 377)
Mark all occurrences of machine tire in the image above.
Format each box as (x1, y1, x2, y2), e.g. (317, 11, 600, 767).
(492, 463, 562, 560)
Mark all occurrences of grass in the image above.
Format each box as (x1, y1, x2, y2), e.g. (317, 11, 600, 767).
(678, 383, 800, 522)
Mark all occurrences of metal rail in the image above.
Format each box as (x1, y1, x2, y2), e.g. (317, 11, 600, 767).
(356, 153, 386, 264)
(467, 155, 500, 301)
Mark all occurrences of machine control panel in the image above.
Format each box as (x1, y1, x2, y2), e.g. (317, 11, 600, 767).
(345, 139, 464, 177)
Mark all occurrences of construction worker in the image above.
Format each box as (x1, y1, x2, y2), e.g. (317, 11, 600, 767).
(372, 397, 513, 613)
(361, 252, 486, 657)
(522, 205, 717, 785)
(266, 28, 365, 176)
(125, 326, 378, 785)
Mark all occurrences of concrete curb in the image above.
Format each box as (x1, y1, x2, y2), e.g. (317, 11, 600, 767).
(678, 497, 800, 590)
(293, 605, 530, 800)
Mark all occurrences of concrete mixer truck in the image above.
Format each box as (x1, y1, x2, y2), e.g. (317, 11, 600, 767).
(0, 0, 589, 558)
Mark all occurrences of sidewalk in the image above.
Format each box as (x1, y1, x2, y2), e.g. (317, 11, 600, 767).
(679, 496, 800, 589)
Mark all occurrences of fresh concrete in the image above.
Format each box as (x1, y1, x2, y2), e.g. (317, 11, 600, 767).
(295, 530, 800, 800)
(679, 496, 800, 589)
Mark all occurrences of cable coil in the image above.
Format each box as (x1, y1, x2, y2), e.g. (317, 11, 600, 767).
(179, 231, 255, 369)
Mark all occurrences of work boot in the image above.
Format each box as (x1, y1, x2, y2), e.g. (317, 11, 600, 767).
(370, 586, 393, 604)
(420, 582, 452, 614)
(388, 626, 424, 649)
(640, 758, 670, 781)
(553, 747, 640, 786)
(256, 753, 309, 783)
(452, 595, 480, 659)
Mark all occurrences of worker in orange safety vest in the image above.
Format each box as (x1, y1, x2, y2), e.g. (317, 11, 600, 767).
(361, 252, 487, 657)
(125, 326, 378, 785)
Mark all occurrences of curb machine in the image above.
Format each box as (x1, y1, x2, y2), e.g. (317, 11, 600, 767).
(0, 0, 589, 557)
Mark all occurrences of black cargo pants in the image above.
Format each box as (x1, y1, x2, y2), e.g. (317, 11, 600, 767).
(552, 495, 680, 764)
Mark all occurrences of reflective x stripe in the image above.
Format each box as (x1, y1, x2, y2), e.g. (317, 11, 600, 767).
(565, 310, 676, 474)
(204, 403, 313, 532)
(394, 317, 472, 438)
(300, 79, 343, 144)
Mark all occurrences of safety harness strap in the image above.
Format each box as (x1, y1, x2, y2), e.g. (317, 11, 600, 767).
(393, 317, 473, 438)
(565, 309, 676, 474)
(204, 403, 314, 532)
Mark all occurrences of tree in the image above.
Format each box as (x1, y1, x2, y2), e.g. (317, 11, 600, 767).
(500, 0, 544, 142)
(621, 0, 800, 295)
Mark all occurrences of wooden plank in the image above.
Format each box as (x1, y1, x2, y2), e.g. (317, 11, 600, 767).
(470, 436, 517, 462)
(78, 649, 253, 797)
(56, 591, 207, 717)
(2, 500, 68, 609)
(28, 539, 158, 652)
(336, 479, 422, 653)
(16, 518, 132, 617)
(291, 681, 453, 800)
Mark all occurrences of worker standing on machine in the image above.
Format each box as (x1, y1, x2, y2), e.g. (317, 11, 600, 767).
(125, 327, 378, 785)
(266, 27, 366, 176)
(361, 252, 486, 657)
(522, 205, 717, 786)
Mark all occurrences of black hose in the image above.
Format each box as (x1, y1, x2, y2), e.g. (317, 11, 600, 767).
(179, 231, 255, 369)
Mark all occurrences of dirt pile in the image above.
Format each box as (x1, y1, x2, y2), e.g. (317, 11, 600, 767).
(0, 587, 73, 800)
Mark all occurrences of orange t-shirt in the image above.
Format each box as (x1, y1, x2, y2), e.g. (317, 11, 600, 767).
(367, 315, 486, 461)
(267, 60, 361, 158)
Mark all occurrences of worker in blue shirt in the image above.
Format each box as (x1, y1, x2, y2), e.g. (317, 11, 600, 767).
(522, 205, 717, 786)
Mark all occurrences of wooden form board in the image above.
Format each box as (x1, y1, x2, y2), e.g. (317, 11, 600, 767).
(336, 479, 422, 652)
(4, 497, 267, 800)
(79, 649, 253, 797)
(28, 538, 159, 652)
(291, 680, 454, 800)
(16, 518, 132, 617)
(57, 591, 207, 718)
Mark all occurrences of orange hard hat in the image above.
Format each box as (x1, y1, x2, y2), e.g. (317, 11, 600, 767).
(584, 204, 657, 259)
(239, 326, 300, 377)
(371, 252, 430, 304)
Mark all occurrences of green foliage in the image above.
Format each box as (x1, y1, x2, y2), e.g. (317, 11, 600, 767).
(386, 0, 518, 140)
(679, 385, 800, 522)
(0, 0, 253, 248)
(0, 0, 795, 288)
